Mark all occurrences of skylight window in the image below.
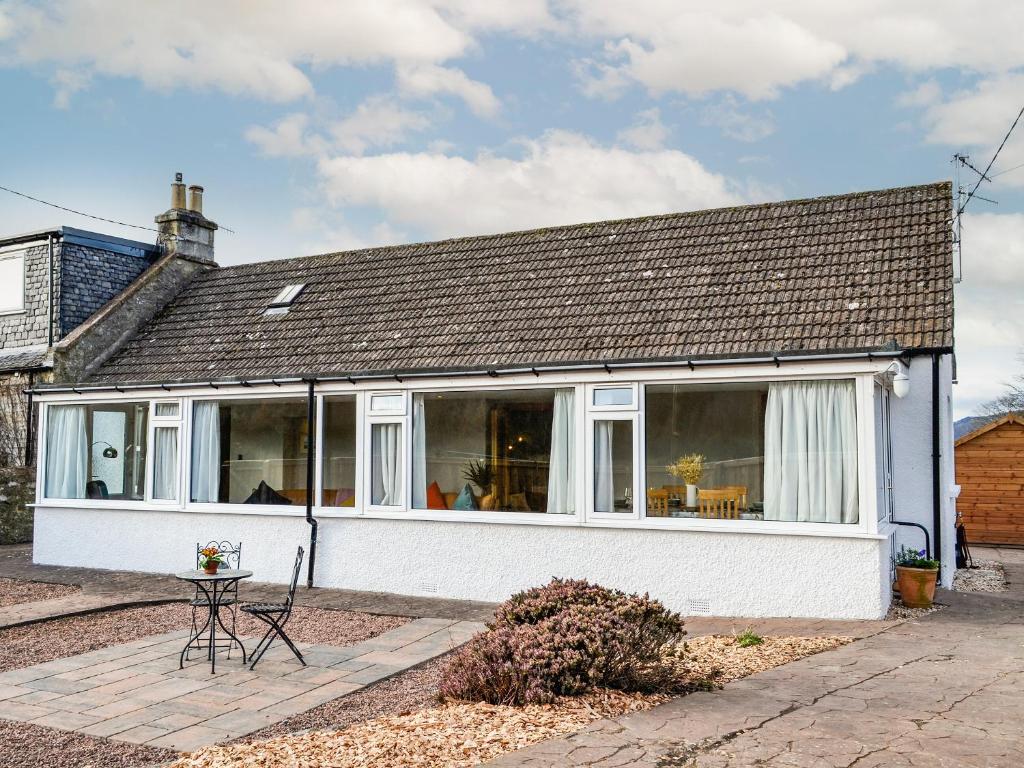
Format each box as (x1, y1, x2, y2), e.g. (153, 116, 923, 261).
(264, 283, 306, 315)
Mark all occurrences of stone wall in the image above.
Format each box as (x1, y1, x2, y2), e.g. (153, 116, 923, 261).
(0, 242, 52, 349)
(0, 466, 34, 544)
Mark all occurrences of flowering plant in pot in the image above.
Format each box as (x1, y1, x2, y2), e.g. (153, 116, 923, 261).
(667, 454, 704, 508)
(199, 547, 227, 575)
(895, 546, 939, 608)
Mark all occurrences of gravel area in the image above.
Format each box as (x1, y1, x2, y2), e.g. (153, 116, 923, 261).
(954, 559, 1008, 592)
(174, 635, 849, 768)
(0, 719, 174, 768)
(886, 602, 943, 621)
(0, 577, 79, 608)
(0, 601, 408, 673)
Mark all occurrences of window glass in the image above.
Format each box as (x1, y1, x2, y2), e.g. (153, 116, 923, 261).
(322, 396, 357, 507)
(45, 402, 148, 500)
(594, 420, 633, 512)
(371, 422, 403, 506)
(412, 388, 575, 514)
(593, 387, 633, 407)
(0, 251, 24, 312)
(644, 381, 858, 523)
(155, 402, 179, 418)
(190, 398, 307, 504)
(152, 426, 179, 500)
(370, 393, 403, 413)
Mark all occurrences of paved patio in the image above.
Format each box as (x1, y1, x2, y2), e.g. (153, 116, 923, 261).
(0, 616, 481, 752)
(488, 546, 1024, 767)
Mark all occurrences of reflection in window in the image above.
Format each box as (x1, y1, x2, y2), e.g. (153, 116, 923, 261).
(322, 396, 357, 507)
(644, 381, 858, 523)
(594, 420, 633, 513)
(412, 389, 574, 514)
(190, 398, 307, 504)
(45, 403, 148, 500)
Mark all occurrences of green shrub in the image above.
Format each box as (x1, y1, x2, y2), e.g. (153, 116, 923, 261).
(440, 578, 685, 705)
(735, 629, 763, 648)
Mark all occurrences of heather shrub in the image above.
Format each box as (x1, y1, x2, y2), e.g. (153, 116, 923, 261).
(440, 578, 685, 705)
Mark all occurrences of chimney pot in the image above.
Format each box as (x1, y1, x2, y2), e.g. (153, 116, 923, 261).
(187, 185, 204, 215)
(171, 173, 186, 209)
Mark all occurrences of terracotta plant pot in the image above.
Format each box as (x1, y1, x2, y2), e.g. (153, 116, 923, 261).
(896, 565, 938, 608)
(203, 563, 219, 575)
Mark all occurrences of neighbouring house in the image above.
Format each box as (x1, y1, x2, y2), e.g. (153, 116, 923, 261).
(0, 175, 217, 467)
(29, 180, 957, 619)
(955, 413, 1024, 545)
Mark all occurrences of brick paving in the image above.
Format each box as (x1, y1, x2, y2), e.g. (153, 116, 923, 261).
(0, 617, 482, 751)
(488, 546, 1024, 767)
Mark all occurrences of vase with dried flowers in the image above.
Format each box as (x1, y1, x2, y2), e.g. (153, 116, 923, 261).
(199, 546, 227, 575)
(667, 453, 705, 508)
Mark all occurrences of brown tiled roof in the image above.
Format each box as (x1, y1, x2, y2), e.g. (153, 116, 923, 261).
(90, 182, 953, 385)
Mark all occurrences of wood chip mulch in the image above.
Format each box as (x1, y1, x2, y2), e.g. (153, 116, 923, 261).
(0, 577, 79, 608)
(169, 635, 849, 768)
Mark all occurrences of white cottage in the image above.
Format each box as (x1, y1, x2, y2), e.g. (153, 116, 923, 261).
(29, 181, 957, 619)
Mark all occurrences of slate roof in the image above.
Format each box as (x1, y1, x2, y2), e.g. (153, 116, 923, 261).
(90, 181, 953, 385)
(0, 344, 51, 373)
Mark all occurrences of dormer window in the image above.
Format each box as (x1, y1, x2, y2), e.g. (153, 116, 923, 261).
(0, 248, 25, 314)
(264, 283, 306, 315)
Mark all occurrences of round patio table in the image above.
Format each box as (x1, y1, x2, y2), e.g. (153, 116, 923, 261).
(174, 569, 253, 674)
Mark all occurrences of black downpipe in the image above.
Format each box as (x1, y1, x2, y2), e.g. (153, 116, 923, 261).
(24, 373, 34, 466)
(931, 354, 943, 573)
(892, 520, 931, 560)
(304, 380, 318, 588)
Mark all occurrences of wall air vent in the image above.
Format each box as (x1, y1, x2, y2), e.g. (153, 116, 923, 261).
(264, 283, 306, 315)
(686, 598, 712, 615)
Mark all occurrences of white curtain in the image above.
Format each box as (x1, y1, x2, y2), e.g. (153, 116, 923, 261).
(372, 423, 402, 505)
(763, 380, 859, 524)
(546, 389, 575, 514)
(412, 396, 427, 508)
(152, 427, 178, 500)
(45, 405, 88, 499)
(594, 420, 615, 513)
(191, 401, 220, 503)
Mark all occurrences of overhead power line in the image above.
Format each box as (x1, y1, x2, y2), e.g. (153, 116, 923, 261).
(957, 103, 1024, 215)
(0, 183, 235, 234)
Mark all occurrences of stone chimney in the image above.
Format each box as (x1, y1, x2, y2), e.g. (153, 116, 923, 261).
(155, 172, 218, 263)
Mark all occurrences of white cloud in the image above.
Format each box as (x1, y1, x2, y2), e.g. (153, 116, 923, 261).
(245, 113, 325, 158)
(952, 212, 1024, 416)
(50, 67, 90, 109)
(700, 96, 775, 142)
(330, 96, 432, 154)
(617, 108, 670, 150)
(396, 63, 500, 118)
(563, 2, 1024, 100)
(0, 0, 492, 104)
(315, 129, 743, 240)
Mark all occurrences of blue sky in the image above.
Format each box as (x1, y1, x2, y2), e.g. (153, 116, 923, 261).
(1, 1, 1022, 417)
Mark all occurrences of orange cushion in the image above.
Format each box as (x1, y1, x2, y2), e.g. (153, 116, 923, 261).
(426, 481, 448, 510)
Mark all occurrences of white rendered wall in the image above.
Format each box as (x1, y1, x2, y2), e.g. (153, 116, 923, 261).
(34, 507, 889, 619)
(886, 354, 956, 587)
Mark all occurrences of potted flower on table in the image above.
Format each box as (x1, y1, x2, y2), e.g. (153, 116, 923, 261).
(667, 453, 705, 509)
(895, 546, 940, 608)
(199, 546, 227, 575)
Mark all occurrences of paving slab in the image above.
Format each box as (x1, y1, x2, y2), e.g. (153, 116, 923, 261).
(488, 548, 1024, 767)
(0, 615, 484, 749)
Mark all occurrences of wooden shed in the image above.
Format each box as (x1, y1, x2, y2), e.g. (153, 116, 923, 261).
(955, 414, 1024, 545)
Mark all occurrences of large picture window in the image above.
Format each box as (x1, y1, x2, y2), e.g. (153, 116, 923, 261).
(322, 396, 357, 507)
(412, 388, 575, 514)
(644, 380, 858, 523)
(45, 402, 148, 500)
(190, 398, 308, 505)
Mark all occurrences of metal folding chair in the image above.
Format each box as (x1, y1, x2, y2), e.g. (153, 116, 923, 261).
(186, 540, 243, 661)
(241, 546, 306, 670)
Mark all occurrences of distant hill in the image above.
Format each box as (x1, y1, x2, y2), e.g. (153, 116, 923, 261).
(955, 415, 995, 440)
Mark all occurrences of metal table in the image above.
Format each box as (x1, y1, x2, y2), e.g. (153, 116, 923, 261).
(174, 569, 253, 673)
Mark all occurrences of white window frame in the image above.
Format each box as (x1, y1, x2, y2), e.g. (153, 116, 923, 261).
(364, 410, 408, 512)
(367, 390, 407, 416)
(589, 383, 638, 411)
(183, 391, 311, 515)
(585, 410, 642, 522)
(0, 248, 26, 315)
(146, 399, 182, 505)
(318, 392, 361, 515)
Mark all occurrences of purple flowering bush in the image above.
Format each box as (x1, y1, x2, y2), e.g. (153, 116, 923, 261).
(439, 578, 686, 705)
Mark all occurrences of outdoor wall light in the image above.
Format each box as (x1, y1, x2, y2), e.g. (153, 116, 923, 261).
(885, 360, 910, 399)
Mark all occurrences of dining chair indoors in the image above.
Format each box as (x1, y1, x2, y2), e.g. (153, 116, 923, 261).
(241, 546, 306, 670)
